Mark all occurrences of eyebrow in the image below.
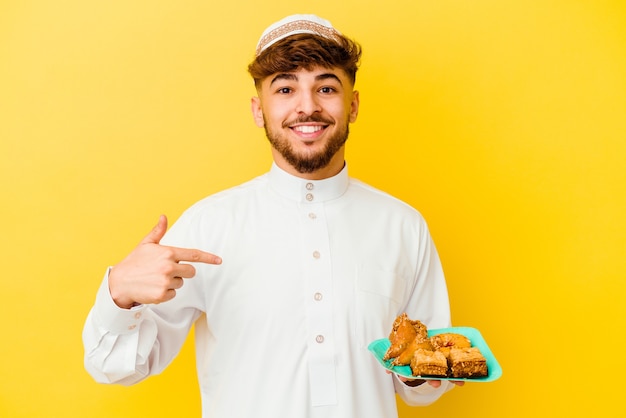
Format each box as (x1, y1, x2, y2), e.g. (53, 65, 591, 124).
(269, 72, 343, 87)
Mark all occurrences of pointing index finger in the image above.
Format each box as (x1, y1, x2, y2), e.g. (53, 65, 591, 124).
(172, 247, 222, 265)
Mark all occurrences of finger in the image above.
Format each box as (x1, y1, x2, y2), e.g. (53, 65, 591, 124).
(159, 288, 177, 303)
(427, 380, 442, 388)
(172, 263, 197, 279)
(140, 215, 168, 245)
(170, 276, 184, 290)
(172, 247, 222, 265)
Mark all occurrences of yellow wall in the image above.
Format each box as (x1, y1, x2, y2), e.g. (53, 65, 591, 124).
(1, 1, 624, 416)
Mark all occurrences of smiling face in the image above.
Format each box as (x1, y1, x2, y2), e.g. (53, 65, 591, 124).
(251, 66, 359, 179)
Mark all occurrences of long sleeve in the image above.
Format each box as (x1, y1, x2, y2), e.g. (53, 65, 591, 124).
(82, 269, 197, 385)
(394, 220, 455, 405)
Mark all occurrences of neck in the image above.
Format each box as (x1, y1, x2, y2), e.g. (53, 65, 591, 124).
(272, 148, 346, 180)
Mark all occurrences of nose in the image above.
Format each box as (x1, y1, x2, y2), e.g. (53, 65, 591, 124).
(295, 91, 322, 115)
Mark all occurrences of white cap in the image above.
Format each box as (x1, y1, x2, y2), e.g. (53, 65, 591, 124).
(255, 14, 341, 56)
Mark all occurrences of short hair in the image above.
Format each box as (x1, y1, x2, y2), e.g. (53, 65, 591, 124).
(247, 33, 362, 88)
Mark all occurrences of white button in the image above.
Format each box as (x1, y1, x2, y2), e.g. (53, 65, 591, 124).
(305, 193, 314, 201)
(312, 250, 320, 259)
(308, 212, 317, 219)
(314, 292, 323, 301)
(128, 324, 137, 330)
(315, 335, 325, 343)
(134, 312, 142, 319)
(306, 182, 314, 190)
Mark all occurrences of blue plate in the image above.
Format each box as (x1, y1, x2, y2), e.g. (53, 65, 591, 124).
(367, 326, 502, 382)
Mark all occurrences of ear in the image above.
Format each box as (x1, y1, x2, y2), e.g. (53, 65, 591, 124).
(250, 97, 264, 127)
(349, 90, 360, 123)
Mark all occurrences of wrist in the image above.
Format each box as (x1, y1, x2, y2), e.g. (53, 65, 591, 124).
(107, 267, 135, 309)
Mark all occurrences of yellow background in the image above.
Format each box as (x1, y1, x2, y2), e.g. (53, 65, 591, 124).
(1, 0, 625, 416)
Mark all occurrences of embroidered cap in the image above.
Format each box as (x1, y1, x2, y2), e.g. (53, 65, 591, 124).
(255, 14, 341, 56)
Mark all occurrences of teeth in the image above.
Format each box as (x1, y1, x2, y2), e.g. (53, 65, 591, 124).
(294, 125, 322, 134)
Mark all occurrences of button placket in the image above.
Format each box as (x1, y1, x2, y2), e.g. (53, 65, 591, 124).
(299, 198, 336, 403)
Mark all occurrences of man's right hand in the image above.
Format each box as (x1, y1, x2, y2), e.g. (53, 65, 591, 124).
(108, 215, 222, 309)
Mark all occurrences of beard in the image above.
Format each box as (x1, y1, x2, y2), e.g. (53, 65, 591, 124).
(264, 115, 350, 174)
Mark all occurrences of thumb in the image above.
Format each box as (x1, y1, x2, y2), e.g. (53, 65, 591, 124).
(140, 214, 168, 245)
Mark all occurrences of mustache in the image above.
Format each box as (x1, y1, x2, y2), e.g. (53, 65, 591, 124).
(283, 114, 334, 128)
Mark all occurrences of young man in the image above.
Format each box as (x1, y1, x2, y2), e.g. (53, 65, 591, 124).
(83, 14, 457, 417)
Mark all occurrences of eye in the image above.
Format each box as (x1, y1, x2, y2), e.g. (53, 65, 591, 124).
(319, 86, 336, 94)
(276, 87, 292, 94)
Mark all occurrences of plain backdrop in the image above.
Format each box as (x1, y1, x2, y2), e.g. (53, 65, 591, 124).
(1, 1, 625, 416)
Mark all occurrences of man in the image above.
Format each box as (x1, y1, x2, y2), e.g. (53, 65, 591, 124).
(83, 14, 458, 417)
